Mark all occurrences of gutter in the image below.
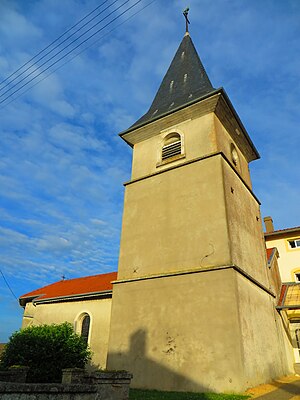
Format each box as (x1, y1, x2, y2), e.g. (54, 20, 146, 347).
(19, 289, 112, 307)
(265, 227, 300, 238)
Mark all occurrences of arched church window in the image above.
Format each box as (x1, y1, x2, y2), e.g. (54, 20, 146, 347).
(162, 133, 182, 161)
(80, 314, 90, 344)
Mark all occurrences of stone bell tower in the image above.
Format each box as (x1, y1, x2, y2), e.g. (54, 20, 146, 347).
(107, 24, 293, 393)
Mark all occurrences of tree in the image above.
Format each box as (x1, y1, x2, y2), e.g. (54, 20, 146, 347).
(0, 322, 91, 383)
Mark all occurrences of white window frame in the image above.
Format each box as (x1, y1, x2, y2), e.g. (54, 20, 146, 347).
(289, 239, 300, 249)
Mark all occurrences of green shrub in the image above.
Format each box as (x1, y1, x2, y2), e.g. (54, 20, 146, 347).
(0, 322, 91, 383)
(129, 389, 250, 399)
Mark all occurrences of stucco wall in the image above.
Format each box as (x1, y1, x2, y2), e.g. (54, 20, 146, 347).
(22, 298, 112, 369)
(222, 158, 269, 287)
(108, 268, 244, 393)
(118, 155, 231, 280)
(236, 272, 294, 387)
(108, 268, 294, 393)
(213, 115, 251, 187)
(131, 113, 216, 180)
(131, 111, 252, 188)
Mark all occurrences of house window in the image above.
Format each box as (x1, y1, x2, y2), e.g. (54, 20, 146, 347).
(81, 314, 90, 344)
(289, 239, 300, 249)
(295, 273, 300, 282)
(162, 133, 182, 161)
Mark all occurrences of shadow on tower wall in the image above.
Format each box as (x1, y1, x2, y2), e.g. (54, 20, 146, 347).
(107, 328, 209, 393)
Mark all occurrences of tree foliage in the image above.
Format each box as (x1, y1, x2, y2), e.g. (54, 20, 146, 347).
(0, 322, 91, 383)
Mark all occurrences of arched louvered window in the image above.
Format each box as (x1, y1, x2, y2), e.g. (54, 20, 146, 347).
(81, 314, 90, 344)
(162, 133, 182, 161)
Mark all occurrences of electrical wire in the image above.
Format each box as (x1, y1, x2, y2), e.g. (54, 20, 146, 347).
(0, 0, 157, 110)
(0, 269, 18, 301)
(0, 0, 156, 110)
(0, 0, 119, 93)
(0, 0, 146, 107)
(0, 0, 130, 100)
(0, 0, 111, 89)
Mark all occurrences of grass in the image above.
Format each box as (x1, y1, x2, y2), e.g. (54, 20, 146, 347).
(130, 389, 250, 400)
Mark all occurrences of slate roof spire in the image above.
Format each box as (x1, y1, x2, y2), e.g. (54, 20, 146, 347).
(129, 28, 215, 129)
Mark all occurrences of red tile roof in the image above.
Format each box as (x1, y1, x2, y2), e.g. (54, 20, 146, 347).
(266, 248, 275, 263)
(278, 284, 287, 308)
(19, 271, 117, 305)
(265, 226, 300, 236)
(277, 283, 300, 309)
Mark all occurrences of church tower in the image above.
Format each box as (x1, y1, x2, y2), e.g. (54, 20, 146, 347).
(107, 23, 293, 393)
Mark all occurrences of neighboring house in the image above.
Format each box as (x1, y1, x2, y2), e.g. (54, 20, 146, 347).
(19, 272, 117, 368)
(264, 217, 300, 365)
(277, 283, 300, 365)
(19, 28, 296, 392)
(264, 217, 300, 282)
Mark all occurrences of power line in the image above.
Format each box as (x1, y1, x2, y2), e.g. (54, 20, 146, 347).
(0, 269, 18, 301)
(0, 0, 145, 107)
(0, 0, 130, 100)
(0, 0, 111, 90)
(0, 0, 157, 110)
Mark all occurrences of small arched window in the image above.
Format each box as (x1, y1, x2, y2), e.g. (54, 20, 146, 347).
(230, 143, 239, 169)
(162, 133, 182, 161)
(81, 314, 90, 344)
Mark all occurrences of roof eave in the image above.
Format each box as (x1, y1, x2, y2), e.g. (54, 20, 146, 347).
(19, 289, 113, 307)
(276, 305, 300, 310)
(119, 88, 223, 143)
(19, 295, 41, 308)
(265, 227, 300, 238)
(119, 87, 260, 161)
(219, 88, 260, 160)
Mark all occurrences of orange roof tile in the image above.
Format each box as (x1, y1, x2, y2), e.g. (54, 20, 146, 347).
(265, 226, 300, 236)
(277, 283, 300, 309)
(19, 271, 117, 305)
(266, 247, 276, 263)
(278, 284, 287, 307)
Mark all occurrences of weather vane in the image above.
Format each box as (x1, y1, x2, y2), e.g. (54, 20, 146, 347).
(183, 7, 190, 33)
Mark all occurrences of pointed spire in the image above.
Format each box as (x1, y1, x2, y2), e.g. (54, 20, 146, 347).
(130, 32, 215, 130)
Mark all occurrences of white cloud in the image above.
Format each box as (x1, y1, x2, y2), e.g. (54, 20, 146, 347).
(0, 0, 299, 342)
(0, 1, 41, 42)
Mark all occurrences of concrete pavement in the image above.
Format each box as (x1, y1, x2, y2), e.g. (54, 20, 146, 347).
(247, 376, 300, 399)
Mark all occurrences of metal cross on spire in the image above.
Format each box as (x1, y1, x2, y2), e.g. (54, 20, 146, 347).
(183, 7, 190, 33)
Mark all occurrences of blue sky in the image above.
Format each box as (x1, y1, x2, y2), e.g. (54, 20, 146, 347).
(0, 0, 299, 342)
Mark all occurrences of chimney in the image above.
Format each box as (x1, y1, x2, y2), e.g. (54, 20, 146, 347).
(264, 216, 274, 233)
